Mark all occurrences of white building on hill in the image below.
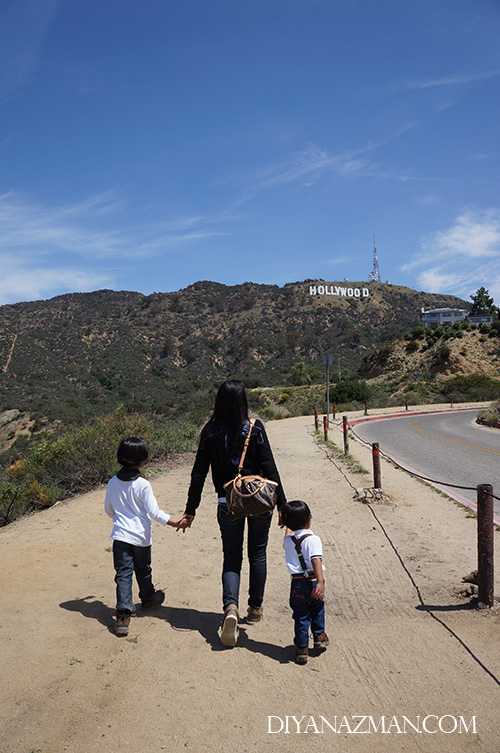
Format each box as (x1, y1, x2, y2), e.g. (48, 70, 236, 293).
(420, 307, 493, 328)
(420, 307, 467, 328)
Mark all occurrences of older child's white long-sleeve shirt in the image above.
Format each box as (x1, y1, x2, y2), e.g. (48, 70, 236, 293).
(105, 474, 170, 547)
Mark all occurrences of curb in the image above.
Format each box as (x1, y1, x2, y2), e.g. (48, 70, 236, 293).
(349, 406, 478, 427)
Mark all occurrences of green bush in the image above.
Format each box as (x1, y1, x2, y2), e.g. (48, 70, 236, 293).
(0, 407, 198, 526)
(435, 344, 451, 363)
(331, 378, 370, 404)
(377, 342, 395, 364)
(287, 362, 323, 386)
(440, 374, 500, 402)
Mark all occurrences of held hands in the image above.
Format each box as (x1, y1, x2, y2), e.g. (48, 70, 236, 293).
(170, 513, 195, 533)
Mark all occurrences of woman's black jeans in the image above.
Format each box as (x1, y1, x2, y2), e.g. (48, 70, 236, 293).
(217, 502, 272, 611)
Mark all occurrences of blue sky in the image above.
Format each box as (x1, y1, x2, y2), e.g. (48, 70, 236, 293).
(1, 0, 500, 306)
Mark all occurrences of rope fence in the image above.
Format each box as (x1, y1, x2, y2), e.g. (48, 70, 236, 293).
(313, 410, 497, 609)
(348, 424, 500, 501)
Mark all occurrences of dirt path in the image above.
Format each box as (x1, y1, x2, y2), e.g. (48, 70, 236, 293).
(2, 333, 17, 373)
(1, 412, 499, 753)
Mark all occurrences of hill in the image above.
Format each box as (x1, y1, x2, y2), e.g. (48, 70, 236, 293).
(360, 320, 500, 405)
(0, 280, 469, 425)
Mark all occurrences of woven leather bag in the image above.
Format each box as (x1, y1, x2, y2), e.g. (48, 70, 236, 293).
(224, 419, 278, 517)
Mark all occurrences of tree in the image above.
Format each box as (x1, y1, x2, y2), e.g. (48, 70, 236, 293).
(286, 362, 323, 386)
(469, 287, 495, 316)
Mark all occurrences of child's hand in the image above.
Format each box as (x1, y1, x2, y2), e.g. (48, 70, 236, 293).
(169, 518, 187, 531)
(312, 582, 324, 600)
(170, 514, 194, 532)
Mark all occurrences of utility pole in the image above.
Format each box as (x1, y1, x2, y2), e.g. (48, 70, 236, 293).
(323, 353, 333, 427)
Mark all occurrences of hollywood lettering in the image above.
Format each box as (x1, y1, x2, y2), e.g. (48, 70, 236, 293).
(309, 285, 370, 298)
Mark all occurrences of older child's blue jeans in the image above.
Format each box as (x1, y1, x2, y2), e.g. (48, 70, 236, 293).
(289, 577, 325, 647)
(217, 502, 272, 610)
(113, 539, 155, 616)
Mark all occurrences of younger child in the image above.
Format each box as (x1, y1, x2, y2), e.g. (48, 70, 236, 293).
(105, 436, 184, 636)
(282, 500, 329, 665)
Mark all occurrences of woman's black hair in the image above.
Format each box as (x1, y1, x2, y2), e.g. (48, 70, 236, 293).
(117, 437, 149, 468)
(205, 379, 249, 453)
(282, 500, 312, 531)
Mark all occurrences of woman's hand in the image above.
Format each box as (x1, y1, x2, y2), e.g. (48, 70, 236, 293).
(173, 513, 195, 532)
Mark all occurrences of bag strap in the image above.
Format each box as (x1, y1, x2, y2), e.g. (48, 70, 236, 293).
(237, 419, 255, 474)
(291, 533, 312, 574)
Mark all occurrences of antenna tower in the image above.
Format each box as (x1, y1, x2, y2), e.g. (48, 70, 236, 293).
(368, 234, 382, 283)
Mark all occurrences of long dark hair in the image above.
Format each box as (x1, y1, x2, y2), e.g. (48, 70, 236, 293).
(205, 379, 249, 453)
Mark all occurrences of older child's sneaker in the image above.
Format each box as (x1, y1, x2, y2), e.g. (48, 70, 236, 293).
(246, 606, 263, 623)
(115, 615, 131, 636)
(220, 604, 239, 647)
(313, 632, 330, 649)
(142, 590, 165, 610)
(295, 647, 308, 665)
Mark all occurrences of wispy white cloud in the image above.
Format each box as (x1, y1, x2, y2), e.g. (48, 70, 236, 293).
(0, 191, 229, 303)
(237, 143, 380, 191)
(0, 258, 110, 305)
(407, 210, 500, 270)
(403, 210, 500, 303)
(416, 267, 500, 305)
(233, 115, 457, 193)
(0, 191, 227, 258)
(324, 256, 359, 265)
(405, 69, 500, 91)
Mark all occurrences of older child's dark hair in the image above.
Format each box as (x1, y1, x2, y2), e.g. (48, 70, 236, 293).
(117, 437, 149, 468)
(282, 500, 312, 531)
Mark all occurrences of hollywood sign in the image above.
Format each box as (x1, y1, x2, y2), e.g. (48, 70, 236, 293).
(309, 284, 370, 298)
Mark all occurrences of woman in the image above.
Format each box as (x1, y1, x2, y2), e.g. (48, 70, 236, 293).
(178, 379, 286, 647)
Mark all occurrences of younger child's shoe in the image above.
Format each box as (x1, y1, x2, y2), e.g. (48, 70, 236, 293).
(246, 606, 263, 623)
(220, 604, 239, 647)
(313, 632, 330, 649)
(295, 647, 309, 665)
(142, 590, 165, 610)
(115, 615, 131, 636)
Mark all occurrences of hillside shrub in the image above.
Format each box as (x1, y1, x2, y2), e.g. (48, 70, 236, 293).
(435, 344, 451, 363)
(287, 362, 323, 386)
(440, 374, 500, 402)
(478, 402, 500, 425)
(405, 340, 419, 353)
(377, 343, 395, 364)
(331, 378, 370, 404)
(410, 326, 425, 340)
(0, 407, 198, 526)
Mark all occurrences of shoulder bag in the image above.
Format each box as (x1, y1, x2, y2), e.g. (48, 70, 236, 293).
(224, 419, 278, 516)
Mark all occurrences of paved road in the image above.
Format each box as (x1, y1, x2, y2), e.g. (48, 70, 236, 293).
(352, 408, 500, 518)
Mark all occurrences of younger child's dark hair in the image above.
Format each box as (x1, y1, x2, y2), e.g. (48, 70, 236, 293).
(117, 437, 149, 468)
(282, 500, 312, 531)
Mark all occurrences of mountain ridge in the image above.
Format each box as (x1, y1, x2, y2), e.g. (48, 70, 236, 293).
(0, 280, 470, 424)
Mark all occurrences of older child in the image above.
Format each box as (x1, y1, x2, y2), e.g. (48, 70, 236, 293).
(105, 436, 185, 636)
(282, 500, 329, 664)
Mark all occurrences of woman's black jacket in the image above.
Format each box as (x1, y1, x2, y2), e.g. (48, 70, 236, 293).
(185, 418, 286, 516)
